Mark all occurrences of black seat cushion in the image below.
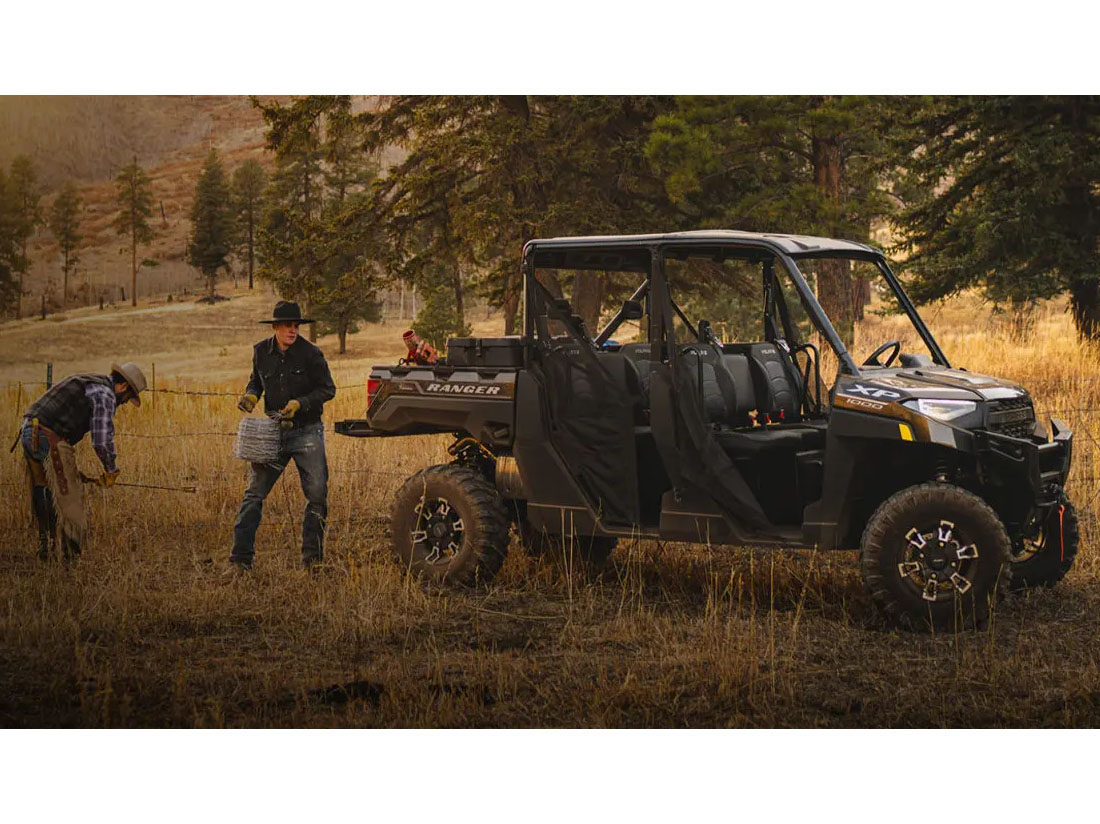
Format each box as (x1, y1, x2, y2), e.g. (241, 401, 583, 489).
(620, 343, 656, 408)
(715, 421, 826, 457)
(680, 345, 737, 425)
(715, 428, 805, 456)
(726, 342, 803, 422)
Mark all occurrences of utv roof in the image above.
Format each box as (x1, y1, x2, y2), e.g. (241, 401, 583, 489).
(525, 230, 883, 261)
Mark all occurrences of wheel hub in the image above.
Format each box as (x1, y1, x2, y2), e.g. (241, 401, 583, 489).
(897, 520, 979, 601)
(410, 496, 465, 564)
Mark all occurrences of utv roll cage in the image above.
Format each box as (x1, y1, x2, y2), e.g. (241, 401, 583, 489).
(522, 230, 950, 376)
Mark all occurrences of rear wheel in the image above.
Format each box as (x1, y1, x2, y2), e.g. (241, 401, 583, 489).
(1010, 495, 1078, 592)
(390, 465, 509, 586)
(860, 483, 1011, 631)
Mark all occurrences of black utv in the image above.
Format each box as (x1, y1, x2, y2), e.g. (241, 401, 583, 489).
(337, 231, 1076, 629)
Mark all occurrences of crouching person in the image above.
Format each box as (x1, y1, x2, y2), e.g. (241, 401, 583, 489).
(19, 363, 146, 560)
(231, 302, 336, 572)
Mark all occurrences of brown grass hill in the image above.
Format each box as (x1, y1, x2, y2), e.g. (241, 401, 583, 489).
(0, 96, 279, 310)
(0, 96, 382, 314)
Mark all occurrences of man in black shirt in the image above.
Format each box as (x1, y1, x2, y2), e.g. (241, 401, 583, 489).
(231, 301, 336, 570)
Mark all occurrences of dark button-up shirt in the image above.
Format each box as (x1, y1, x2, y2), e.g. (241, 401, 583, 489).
(244, 335, 336, 427)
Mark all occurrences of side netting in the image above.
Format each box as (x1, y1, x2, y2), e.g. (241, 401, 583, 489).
(529, 281, 641, 528)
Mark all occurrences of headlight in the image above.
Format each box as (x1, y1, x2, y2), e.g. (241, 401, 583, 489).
(903, 398, 978, 422)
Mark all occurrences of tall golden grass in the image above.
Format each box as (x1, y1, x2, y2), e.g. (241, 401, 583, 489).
(1, 292, 1098, 727)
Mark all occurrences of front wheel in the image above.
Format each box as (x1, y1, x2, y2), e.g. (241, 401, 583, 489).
(1010, 495, 1079, 592)
(390, 465, 510, 586)
(860, 483, 1011, 631)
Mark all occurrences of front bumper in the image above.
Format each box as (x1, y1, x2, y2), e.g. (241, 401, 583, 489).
(974, 417, 1073, 504)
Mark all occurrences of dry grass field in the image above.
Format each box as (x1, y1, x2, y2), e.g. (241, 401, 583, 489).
(2, 289, 1100, 727)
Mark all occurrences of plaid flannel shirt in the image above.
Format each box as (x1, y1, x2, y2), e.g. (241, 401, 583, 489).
(84, 383, 118, 473)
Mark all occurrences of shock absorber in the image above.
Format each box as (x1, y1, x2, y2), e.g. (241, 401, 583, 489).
(933, 459, 951, 484)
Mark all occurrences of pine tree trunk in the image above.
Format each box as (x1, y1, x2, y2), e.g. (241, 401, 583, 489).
(17, 236, 28, 319)
(571, 271, 604, 334)
(131, 221, 138, 307)
(812, 129, 854, 347)
(1070, 278, 1100, 342)
(63, 253, 69, 305)
(852, 273, 870, 321)
(503, 280, 520, 336)
(338, 317, 348, 354)
(452, 264, 465, 332)
(305, 299, 317, 342)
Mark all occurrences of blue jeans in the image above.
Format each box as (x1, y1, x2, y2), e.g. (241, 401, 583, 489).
(20, 418, 50, 464)
(231, 422, 328, 566)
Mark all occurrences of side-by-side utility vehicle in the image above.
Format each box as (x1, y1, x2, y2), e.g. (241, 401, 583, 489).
(337, 231, 1076, 629)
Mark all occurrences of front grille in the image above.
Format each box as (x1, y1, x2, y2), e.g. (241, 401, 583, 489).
(986, 396, 1036, 439)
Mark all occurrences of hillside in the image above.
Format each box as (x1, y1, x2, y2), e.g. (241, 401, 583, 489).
(0, 95, 381, 315)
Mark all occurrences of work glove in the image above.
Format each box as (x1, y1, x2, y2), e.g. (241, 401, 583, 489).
(278, 399, 301, 430)
(237, 393, 258, 413)
(82, 470, 119, 488)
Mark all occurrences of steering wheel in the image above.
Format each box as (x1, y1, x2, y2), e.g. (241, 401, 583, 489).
(863, 339, 901, 367)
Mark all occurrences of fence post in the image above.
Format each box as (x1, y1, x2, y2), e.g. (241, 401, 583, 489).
(152, 362, 156, 412)
(45, 363, 53, 389)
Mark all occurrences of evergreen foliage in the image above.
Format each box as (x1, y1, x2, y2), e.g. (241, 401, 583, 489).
(891, 96, 1100, 340)
(11, 96, 1100, 352)
(113, 157, 156, 307)
(0, 169, 19, 315)
(232, 159, 266, 289)
(359, 96, 675, 334)
(647, 96, 912, 345)
(48, 181, 83, 303)
(413, 281, 471, 349)
(8, 155, 41, 319)
(187, 149, 234, 300)
(254, 96, 386, 351)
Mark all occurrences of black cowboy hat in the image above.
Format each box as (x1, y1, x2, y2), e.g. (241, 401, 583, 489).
(259, 300, 314, 324)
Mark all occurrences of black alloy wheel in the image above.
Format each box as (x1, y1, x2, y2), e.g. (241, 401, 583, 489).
(861, 483, 1011, 631)
(390, 464, 510, 586)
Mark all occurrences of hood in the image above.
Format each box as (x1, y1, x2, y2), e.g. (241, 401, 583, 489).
(838, 366, 1028, 402)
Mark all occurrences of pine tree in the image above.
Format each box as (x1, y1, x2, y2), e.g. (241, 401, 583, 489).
(255, 96, 387, 351)
(360, 96, 675, 334)
(8, 155, 41, 320)
(0, 169, 19, 315)
(413, 280, 470, 349)
(232, 158, 266, 289)
(646, 96, 906, 346)
(49, 181, 83, 303)
(187, 149, 234, 301)
(892, 96, 1100, 341)
(113, 157, 155, 307)
(255, 95, 331, 339)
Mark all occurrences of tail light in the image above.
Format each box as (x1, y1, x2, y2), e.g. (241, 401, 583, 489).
(366, 378, 381, 409)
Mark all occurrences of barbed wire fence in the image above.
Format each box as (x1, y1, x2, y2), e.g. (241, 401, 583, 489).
(3, 366, 1100, 539)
